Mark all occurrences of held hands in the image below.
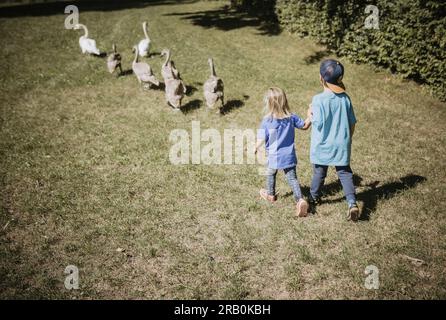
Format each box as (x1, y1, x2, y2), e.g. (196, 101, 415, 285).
(299, 104, 313, 130)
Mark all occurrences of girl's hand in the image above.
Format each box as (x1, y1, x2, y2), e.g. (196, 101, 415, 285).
(301, 117, 312, 130)
(255, 139, 265, 155)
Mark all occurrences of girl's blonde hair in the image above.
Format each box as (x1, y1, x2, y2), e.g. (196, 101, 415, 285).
(264, 87, 291, 119)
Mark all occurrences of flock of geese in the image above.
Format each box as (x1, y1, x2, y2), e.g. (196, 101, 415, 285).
(74, 21, 224, 111)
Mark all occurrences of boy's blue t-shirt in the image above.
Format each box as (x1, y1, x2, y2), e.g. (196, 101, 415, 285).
(310, 91, 357, 166)
(258, 113, 305, 169)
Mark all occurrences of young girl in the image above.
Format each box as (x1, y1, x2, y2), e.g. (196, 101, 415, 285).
(255, 87, 311, 217)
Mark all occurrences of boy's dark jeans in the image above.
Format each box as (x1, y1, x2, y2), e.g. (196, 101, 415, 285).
(310, 164, 356, 206)
(266, 166, 302, 202)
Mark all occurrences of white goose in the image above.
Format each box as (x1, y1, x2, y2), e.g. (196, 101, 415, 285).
(160, 48, 186, 93)
(107, 44, 122, 75)
(132, 46, 159, 88)
(74, 23, 100, 55)
(138, 21, 151, 57)
(203, 58, 224, 110)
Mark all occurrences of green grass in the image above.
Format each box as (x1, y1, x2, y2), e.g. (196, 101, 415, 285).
(1, 0, 446, 299)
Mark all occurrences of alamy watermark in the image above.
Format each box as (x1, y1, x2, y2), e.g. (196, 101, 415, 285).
(64, 265, 79, 290)
(169, 121, 270, 168)
(364, 265, 379, 290)
(64, 5, 79, 29)
(364, 5, 379, 30)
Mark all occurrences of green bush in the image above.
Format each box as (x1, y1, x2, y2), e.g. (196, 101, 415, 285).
(232, 0, 446, 101)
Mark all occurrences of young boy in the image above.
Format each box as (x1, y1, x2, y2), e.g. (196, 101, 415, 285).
(308, 59, 359, 221)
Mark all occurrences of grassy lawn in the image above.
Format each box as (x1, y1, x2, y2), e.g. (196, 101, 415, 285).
(1, 0, 445, 299)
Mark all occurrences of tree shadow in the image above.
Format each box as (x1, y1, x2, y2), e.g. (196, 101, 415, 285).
(0, 0, 200, 18)
(181, 99, 202, 114)
(304, 49, 331, 65)
(163, 4, 280, 36)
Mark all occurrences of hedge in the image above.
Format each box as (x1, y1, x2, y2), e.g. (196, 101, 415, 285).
(231, 0, 446, 101)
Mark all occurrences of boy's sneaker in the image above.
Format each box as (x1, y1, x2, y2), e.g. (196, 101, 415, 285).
(259, 189, 277, 203)
(307, 195, 320, 214)
(347, 203, 360, 222)
(296, 199, 309, 217)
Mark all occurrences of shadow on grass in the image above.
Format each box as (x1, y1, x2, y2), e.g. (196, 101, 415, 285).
(356, 174, 427, 220)
(119, 69, 134, 77)
(181, 99, 202, 114)
(157, 82, 166, 90)
(93, 52, 107, 58)
(148, 52, 162, 58)
(164, 4, 280, 36)
(220, 95, 249, 115)
(186, 85, 198, 96)
(315, 174, 426, 220)
(148, 82, 165, 92)
(304, 49, 331, 65)
(220, 99, 244, 115)
(282, 174, 426, 220)
(0, 0, 199, 18)
(283, 174, 363, 199)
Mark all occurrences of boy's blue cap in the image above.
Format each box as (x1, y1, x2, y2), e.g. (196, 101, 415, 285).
(320, 59, 345, 93)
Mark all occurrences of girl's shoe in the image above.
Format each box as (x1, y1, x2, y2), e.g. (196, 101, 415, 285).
(296, 199, 309, 217)
(259, 189, 277, 203)
(347, 203, 360, 222)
